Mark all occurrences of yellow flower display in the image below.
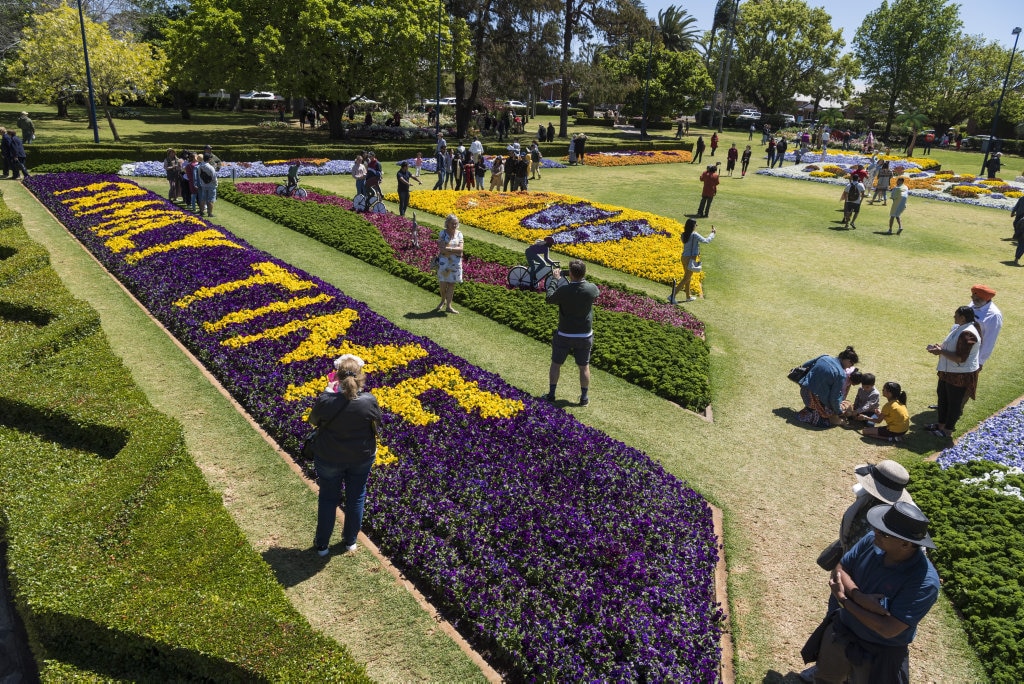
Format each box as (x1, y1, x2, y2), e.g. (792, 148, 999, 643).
(373, 364, 524, 426)
(402, 190, 697, 284)
(557, 150, 693, 167)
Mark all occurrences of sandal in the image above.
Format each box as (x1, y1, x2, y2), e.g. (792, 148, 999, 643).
(924, 423, 940, 431)
(928, 428, 948, 438)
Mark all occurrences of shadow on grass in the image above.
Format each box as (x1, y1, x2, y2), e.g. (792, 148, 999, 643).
(0, 397, 129, 459)
(762, 670, 808, 683)
(404, 309, 448, 320)
(261, 545, 330, 588)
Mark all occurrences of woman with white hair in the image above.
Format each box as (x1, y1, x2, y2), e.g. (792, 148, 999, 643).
(308, 354, 381, 556)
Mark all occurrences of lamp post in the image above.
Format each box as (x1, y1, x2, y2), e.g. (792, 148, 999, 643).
(980, 26, 1021, 176)
(640, 34, 654, 140)
(435, 0, 442, 136)
(77, 0, 100, 143)
(717, 0, 741, 133)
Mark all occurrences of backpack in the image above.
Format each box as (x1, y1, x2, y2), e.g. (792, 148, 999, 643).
(199, 164, 215, 184)
(367, 164, 382, 181)
(847, 182, 861, 202)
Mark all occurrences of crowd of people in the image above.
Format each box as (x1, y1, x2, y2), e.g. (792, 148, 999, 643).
(161, 145, 222, 216)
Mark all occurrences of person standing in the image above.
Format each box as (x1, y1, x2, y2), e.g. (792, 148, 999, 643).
(740, 145, 752, 178)
(726, 143, 738, 177)
(16, 112, 34, 144)
(926, 305, 980, 439)
(470, 135, 484, 164)
(395, 161, 421, 216)
(697, 163, 720, 218)
(1011, 194, 1024, 265)
(435, 214, 464, 314)
(773, 136, 787, 168)
(530, 141, 542, 179)
(489, 155, 504, 191)
(985, 152, 1001, 179)
(544, 259, 599, 406)
(352, 155, 367, 197)
(870, 161, 893, 205)
(6, 131, 29, 180)
(669, 218, 715, 304)
(887, 177, 908, 234)
(968, 284, 1002, 369)
(163, 148, 182, 201)
(765, 137, 777, 167)
(309, 353, 382, 557)
(202, 144, 222, 169)
(709, 132, 719, 157)
(182, 151, 198, 212)
(196, 153, 218, 217)
(749, 122, 755, 140)
(802, 501, 939, 684)
(0, 128, 10, 177)
(431, 148, 446, 190)
(692, 135, 705, 164)
(546, 122, 555, 143)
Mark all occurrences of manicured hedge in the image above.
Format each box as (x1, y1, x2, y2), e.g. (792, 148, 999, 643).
(218, 185, 712, 411)
(32, 158, 135, 175)
(0, 196, 371, 682)
(909, 459, 1024, 684)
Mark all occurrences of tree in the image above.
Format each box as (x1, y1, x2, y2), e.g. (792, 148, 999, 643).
(599, 38, 712, 121)
(15, 4, 166, 133)
(555, 0, 617, 137)
(274, 0, 440, 139)
(801, 53, 859, 122)
(853, 0, 962, 136)
(919, 34, 1024, 138)
(657, 5, 699, 52)
(729, 0, 846, 115)
(895, 109, 928, 156)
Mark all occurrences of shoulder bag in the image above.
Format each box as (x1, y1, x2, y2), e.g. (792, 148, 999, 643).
(301, 395, 349, 460)
(787, 365, 810, 383)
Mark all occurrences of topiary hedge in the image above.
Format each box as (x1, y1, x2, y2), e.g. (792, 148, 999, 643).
(908, 459, 1024, 684)
(0, 195, 371, 682)
(218, 185, 712, 411)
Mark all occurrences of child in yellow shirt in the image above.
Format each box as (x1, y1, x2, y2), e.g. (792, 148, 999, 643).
(862, 381, 910, 444)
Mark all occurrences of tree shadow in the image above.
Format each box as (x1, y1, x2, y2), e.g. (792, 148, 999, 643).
(0, 301, 54, 326)
(0, 397, 129, 459)
(261, 545, 331, 589)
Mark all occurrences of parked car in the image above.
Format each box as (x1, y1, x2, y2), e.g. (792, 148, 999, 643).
(736, 111, 761, 123)
(506, 100, 527, 109)
(779, 114, 796, 126)
(239, 91, 283, 101)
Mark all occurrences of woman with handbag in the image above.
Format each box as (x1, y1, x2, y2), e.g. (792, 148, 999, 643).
(308, 354, 381, 557)
(669, 218, 715, 304)
(795, 346, 859, 427)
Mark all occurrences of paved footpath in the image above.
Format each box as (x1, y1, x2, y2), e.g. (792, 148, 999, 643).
(0, 544, 37, 684)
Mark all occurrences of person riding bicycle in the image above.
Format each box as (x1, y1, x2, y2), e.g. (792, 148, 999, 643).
(525, 236, 556, 287)
(284, 161, 300, 195)
(365, 152, 383, 199)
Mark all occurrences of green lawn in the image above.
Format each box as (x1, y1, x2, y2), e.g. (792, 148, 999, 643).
(9, 111, 1021, 682)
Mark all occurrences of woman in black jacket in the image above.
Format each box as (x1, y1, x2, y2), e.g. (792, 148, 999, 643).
(309, 354, 381, 556)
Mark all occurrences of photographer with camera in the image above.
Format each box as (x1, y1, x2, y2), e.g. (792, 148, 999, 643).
(697, 163, 720, 218)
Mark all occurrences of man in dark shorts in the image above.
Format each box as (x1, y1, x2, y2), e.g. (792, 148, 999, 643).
(544, 259, 599, 406)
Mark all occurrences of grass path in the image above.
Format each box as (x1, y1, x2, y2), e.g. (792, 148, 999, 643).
(10, 131, 1020, 681)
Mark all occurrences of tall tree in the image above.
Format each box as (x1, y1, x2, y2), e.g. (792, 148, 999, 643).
(15, 5, 166, 135)
(853, 0, 962, 136)
(599, 38, 712, 120)
(656, 5, 699, 52)
(555, 0, 617, 136)
(729, 0, 846, 115)
(802, 53, 859, 121)
(919, 34, 1024, 138)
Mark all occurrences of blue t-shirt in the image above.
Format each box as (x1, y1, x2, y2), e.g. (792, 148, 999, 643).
(838, 531, 940, 647)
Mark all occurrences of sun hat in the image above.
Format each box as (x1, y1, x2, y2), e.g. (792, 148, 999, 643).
(970, 284, 996, 301)
(334, 354, 365, 371)
(855, 461, 912, 504)
(866, 501, 935, 548)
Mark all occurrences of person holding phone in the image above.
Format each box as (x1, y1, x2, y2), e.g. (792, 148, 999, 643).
(669, 218, 715, 304)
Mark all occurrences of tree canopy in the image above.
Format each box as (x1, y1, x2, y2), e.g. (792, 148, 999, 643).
(600, 38, 712, 120)
(853, 0, 962, 135)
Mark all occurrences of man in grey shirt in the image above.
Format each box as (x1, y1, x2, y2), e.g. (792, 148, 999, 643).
(544, 259, 599, 406)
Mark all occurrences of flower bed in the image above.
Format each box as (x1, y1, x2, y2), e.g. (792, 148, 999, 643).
(556, 149, 694, 167)
(900, 402, 1024, 682)
(125, 158, 356, 178)
(26, 173, 723, 680)
(226, 183, 711, 409)
(399, 155, 566, 173)
(398, 190, 699, 284)
(758, 159, 1024, 210)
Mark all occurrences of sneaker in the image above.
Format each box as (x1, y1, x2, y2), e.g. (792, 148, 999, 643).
(541, 393, 555, 402)
(316, 545, 329, 557)
(668, 295, 677, 304)
(888, 436, 902, 444)
(344, 543, 358, 553)
(579, 395, 589, 406)
(897, 228, 902, 235)
(684, 297, 697, 302)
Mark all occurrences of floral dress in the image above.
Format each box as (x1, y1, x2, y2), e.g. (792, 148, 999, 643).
(437, 229, 464, 283)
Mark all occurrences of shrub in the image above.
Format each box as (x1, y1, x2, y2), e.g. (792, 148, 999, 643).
(0, 195, 370, 682)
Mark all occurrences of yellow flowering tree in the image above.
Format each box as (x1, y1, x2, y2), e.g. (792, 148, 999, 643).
(15, 6, 166, 135)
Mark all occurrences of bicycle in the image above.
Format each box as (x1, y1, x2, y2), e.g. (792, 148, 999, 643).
(275, 176, 308, 198)
(508, 259, 561, 290)
(353, 184, 386, 214)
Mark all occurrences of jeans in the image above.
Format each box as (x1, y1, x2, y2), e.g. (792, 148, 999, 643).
(398, 190, 410, 216)
(314, 457, 373, 548)
(433, 169, 446, 190)
(355, 178, 366, 197)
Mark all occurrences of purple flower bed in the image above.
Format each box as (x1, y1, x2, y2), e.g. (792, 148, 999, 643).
(235, 182, 705, 335)
(551, 219, 669, 245)
(130, 159, 355, 178)
(522, 202, 620, 229)
(937, 402, 1024, 470)
(27, 173, 722, 680)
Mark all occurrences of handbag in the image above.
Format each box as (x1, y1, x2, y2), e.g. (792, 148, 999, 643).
(301, 396, 349, 460)
(788, 365, 810, 383)
(687, 256, 702, 272)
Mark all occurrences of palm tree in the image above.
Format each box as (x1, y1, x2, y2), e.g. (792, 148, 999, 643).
(657, 5, 700, 52)
(895, 110, 928, 157)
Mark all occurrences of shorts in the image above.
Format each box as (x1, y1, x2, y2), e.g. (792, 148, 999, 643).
(875, 426, 906, 438)
(551, 332, 593, 366)
(844, 200, 861, 215)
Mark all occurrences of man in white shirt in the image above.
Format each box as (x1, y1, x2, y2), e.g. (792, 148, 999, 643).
(969, 284, 1002, 367)
(469, 136, 484, 164)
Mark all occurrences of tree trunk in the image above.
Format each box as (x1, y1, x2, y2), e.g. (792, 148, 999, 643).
(57, 100, 69, 118)
(326, 100, 345, 139)
(104, 108, 121, 142)
(558, 1, 575, 139)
